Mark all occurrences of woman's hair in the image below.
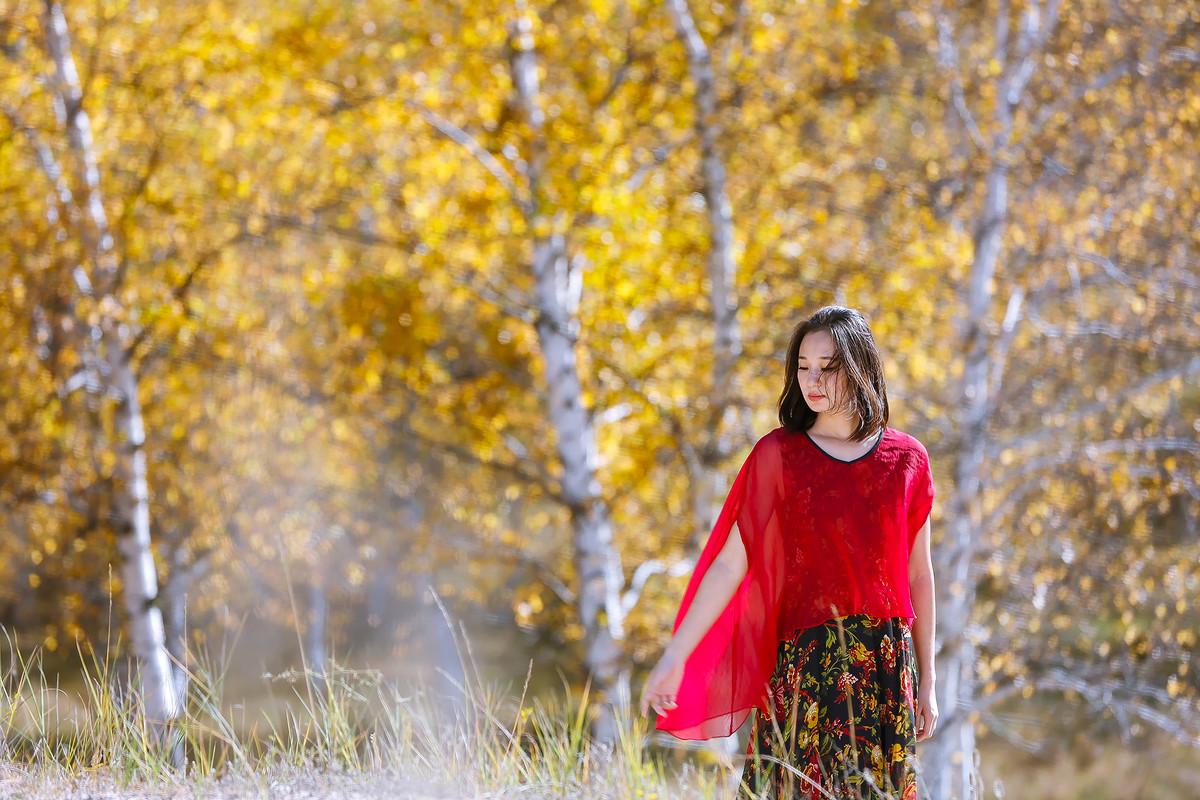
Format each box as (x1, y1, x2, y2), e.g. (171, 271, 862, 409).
(777, 305, 889, 439)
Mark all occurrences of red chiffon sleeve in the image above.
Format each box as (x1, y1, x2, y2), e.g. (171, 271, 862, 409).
(655, 432, 786, 740)
(906, 442, 935, 556)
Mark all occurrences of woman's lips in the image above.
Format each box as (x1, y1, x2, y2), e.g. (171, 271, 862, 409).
(808, 393, 824, 399)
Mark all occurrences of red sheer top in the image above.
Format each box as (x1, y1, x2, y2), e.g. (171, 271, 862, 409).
(655, 425, 936, 740)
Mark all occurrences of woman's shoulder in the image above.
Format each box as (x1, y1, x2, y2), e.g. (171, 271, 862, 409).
(755, 424, 929, 459)
(755, 426, 793, 452)
(759, 426, 787, 443)
(741, 427, 791, 468)
(885, 426, 928, 451)
(884, 426, 932, 469)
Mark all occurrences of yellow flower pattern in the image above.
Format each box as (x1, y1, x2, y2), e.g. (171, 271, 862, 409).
(738, 614, 920, 800)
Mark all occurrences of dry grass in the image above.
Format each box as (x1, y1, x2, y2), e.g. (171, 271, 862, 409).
(1, 765, 458, 799)
(0, 619, 730, 800)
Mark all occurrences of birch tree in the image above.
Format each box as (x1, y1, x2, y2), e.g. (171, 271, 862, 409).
(2, 2, 1196, 787)
(925, 1, 1200, 795)
(506, 6, 631, 742)
(659, 0, 751, 766)
(36, 0, 179, 732)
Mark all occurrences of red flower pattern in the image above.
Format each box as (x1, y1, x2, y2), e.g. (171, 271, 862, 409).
(740, 614, 920, 800)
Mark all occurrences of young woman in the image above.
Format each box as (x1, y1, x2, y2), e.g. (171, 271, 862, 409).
(639, 306, 939, 799)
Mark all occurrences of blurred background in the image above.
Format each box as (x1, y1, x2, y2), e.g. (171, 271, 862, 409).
(0, 1, 1198, 798)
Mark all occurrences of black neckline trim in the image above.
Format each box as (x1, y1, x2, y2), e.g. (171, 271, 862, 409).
(802, 426, 886, 464)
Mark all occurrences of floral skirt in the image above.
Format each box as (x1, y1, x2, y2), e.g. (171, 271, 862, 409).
(737, 613, 920, 800)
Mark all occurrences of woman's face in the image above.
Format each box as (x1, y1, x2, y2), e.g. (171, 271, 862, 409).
(797, 329, 846, 412)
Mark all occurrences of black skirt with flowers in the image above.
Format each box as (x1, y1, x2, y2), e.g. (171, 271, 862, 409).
(737, 613, 921, 800)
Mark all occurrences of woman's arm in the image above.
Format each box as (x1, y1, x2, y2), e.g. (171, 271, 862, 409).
(640, 522, 748, 717)
(662, 521, 748, 662)
(908, 515, 939, 740)
(908, 516, 936, 682)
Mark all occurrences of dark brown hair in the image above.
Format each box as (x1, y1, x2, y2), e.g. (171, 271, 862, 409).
(777, 305, 889, 440)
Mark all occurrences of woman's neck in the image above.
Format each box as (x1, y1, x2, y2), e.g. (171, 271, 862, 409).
(809, 413, 861, 440)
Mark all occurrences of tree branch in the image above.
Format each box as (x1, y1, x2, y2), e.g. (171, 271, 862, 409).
(405, 99, 530, 212)
(992, 355, 1200, 460)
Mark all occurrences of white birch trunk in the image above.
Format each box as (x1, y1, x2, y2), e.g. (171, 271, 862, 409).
(307, 577, 328, 686)
(666, 0, 751, 768)
(40, 0, 179, 730)
(395, 434, 467, 709)
(927, 4, 1060, 797)
(665, 0, 743, 440)
(508, 9, 629, 744)
(418, 572, 468, 717)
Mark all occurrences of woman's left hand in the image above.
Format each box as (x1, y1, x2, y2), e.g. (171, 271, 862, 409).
(915, 678, 938, 741)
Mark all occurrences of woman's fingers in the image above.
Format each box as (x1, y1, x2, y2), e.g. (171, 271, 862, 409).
(641, 678, 662, 714)
(914, 705, 934, 741)
(642, 693, 678, 717)
(640, 655, 684, 718)
(641, 686, 657, 716)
